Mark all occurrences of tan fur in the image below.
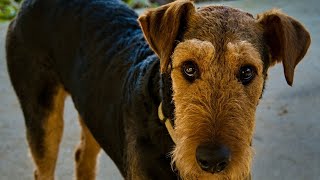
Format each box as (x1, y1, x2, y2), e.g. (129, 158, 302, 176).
(75, 117, 101, 180)
(30, 87, 66, 180)
(28, 88, 102, 180)
(171, 40, 261, 180)
(257, 9, 311, 85)
(139, 1, 310, 179)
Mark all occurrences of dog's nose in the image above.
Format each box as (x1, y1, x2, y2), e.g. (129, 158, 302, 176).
(196, 144, 231, 174)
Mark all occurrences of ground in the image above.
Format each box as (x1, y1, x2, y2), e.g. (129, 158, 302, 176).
(0, 0, 319, 179)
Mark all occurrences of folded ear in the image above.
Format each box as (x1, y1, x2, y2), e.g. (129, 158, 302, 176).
(138, 0, 195, 72)
(257, 9, 311, 86)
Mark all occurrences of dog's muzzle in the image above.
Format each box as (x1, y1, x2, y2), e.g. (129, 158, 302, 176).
(196, 144, 231, 174)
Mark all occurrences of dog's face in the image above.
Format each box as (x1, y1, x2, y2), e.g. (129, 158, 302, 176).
(139, 1, 310, 179)
(170, 39, 262, 180)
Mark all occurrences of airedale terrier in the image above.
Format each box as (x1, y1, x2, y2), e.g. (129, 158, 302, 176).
(6, 0, 310, 179)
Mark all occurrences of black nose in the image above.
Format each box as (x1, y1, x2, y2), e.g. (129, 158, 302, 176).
(196, 144, 231, 174)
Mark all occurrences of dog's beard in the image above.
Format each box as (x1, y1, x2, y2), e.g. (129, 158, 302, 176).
(171, 90, 255, 179)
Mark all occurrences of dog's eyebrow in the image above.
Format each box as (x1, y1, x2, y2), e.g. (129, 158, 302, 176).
(172, 39, 215, 67)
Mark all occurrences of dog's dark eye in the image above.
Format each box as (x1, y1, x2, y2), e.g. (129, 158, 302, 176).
(238, 66, 256, 85)
(182, 61, 199, 82)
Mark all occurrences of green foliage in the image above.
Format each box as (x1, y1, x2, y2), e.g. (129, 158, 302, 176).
(0, 0, 18, 21)
(0, 0, 158, 21)
(122, 0, 157, 9)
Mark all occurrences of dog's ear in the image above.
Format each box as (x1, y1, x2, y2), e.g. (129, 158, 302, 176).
(138, 0, 195, 72)
(257, 9, 311, 86)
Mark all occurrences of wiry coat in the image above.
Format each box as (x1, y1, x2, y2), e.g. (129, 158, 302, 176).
(6, 0, 310, 179)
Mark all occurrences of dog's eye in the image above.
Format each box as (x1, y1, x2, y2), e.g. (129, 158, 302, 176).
(238, 66, 256, 85)
(182, 61, 199, 82)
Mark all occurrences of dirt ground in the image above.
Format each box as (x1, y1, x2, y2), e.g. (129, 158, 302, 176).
(0, 0, 319, 179)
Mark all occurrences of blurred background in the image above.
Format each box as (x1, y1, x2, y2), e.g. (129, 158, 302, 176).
(0, 0, 319, 179)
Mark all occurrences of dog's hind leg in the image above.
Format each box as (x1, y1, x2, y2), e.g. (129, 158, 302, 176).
(75, 117, 101, 180)
(6, 23, 67, 180)
(29, 87, 66, 180)
(10, 82, 66, 180)
(9, 79, 66, 180)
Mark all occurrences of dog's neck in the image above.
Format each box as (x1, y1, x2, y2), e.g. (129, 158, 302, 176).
(124, 55, 178, 178)
(144, 58, 175, 120)
(158, 102, 177, 144)
(136, 55, 177, 144)
(159, 72, 175, 120)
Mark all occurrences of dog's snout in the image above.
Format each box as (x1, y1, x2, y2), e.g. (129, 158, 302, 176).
(196, 144, 231, 174)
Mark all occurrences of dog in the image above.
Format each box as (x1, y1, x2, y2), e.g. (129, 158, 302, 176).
(6, 0, 310, 179)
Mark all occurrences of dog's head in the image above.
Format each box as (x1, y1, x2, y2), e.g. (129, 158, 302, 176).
(139, 0, 310, 179)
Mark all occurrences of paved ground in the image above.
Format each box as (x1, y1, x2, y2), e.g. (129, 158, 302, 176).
(0, 0, 319, 179)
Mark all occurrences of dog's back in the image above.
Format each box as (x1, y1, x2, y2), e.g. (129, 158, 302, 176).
(6, 0, 154, 126)
(7, 0, 148, 80)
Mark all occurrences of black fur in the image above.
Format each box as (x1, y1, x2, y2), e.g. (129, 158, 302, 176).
(6, 0, 176, 178)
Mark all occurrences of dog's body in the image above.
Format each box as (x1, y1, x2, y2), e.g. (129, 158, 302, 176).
(7, 0, 177, 178)
(6, 0, 172, 178)
(6, 0, 310, 179)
